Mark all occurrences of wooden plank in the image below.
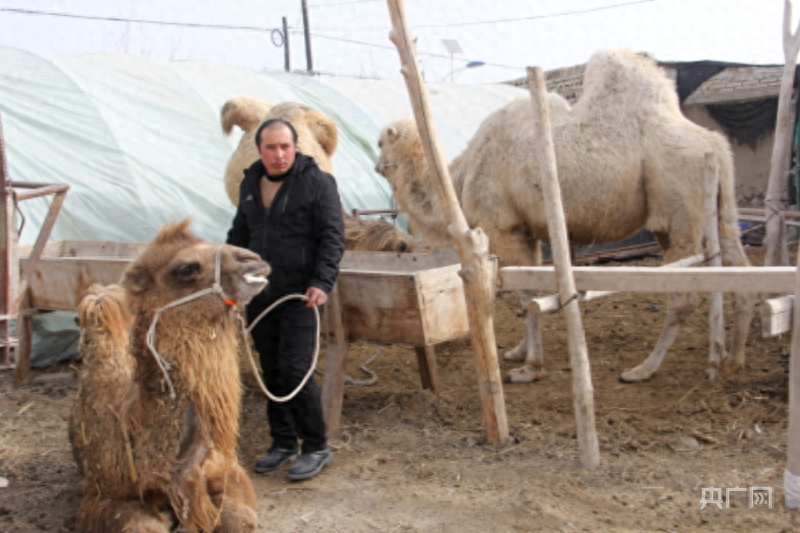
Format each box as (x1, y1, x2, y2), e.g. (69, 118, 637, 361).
(684, 85, 781, 106)
(763, 295, 794, 337)
(321, 283, 348, 435)
(414, 345, 441, 392)
(528, 253, 705, 315)
(415, 263, 467, 345)
(417, 286, 470, 345)
(20, 257, 131, 311)
(15, 189, 68, 309)
(500, 266, 796, 294)
(340, 250, 458, 273)
(572, 242, 662, 266)
(739, 208, 800, 219)
(413, 263, 465, 294)
(337, 272, 418, 310)
(343, 306, 425, 346)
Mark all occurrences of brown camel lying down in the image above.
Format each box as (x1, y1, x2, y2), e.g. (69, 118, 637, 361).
(69, 219, 269, 533)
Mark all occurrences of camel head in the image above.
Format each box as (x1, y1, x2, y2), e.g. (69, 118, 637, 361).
(121, 219, 269, 314)
(375, 118, 426, 186)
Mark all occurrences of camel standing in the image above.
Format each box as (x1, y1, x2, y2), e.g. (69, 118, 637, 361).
(375, 49, 754, 383)
(69, 220, 269, 533)
(221, 97, 421, 253)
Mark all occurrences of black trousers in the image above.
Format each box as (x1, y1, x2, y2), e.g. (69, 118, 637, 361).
(247, 292, 327, 454)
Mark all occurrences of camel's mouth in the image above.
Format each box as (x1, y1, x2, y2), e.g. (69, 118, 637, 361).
(243, 272, 268, 285)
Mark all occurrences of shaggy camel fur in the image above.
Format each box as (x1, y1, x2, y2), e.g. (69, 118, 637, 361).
(221, 96, 421, 253)
(376, 48, 754, 383)
(69, 220, 269, 533)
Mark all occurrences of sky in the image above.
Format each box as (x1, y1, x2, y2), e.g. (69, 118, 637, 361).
(0, 0, 794, 84)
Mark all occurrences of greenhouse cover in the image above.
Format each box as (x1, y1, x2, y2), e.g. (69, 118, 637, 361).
(0, 46, 526, 246)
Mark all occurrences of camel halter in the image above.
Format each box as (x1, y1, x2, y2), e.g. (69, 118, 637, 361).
(146, 246, 239, 399)
(145, 246, 320, 403)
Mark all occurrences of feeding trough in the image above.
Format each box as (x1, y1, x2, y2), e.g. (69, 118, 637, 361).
(16, 242, 491, 431)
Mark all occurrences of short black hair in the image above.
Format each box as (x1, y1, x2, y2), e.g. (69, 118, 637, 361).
(254, 118, 298, 147)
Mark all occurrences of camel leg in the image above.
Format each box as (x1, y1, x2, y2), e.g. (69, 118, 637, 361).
(208, 464, 258, 533)
(719, 292, 755, 376)
(620, 291, 699, 382)
(719, 230, 755, 377)
(76, 497, 171, 533)
(505, 290, 546, 383)
(621, 231, 701, 382)
(212, 495, 259, 533)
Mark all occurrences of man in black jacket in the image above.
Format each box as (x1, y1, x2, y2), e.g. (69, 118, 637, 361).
(227, 118, 345, 481)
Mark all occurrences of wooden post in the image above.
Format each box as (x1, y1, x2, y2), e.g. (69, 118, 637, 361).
(704, 153, 726, 379)
(526, 66, 600, 469)
(414, 345, 441, 392)
(765, 0, 800, 267)
(13, 294, 32, 382)
(786, 224, 800, 507)
(386, 0, 509, 444)
(0, 109, 15, 370)
(321, 283, 349, 435)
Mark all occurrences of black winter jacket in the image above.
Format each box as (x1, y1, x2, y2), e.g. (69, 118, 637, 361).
(226, 153, 345, 295)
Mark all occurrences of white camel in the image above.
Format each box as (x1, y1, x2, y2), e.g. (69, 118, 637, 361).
(375, 48, 754, 383)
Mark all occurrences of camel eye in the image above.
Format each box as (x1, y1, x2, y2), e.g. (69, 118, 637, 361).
(378, 140, 383, 148)
(174, 262, 200, 281)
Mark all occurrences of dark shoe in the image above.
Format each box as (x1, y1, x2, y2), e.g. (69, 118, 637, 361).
(254, 448, 297, 474)
(287, 448, 333, 481)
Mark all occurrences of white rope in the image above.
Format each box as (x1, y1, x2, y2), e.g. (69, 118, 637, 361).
(145, 247, 236, 400)
(240, 294, 320, 403)
(344, 347, 382, 386)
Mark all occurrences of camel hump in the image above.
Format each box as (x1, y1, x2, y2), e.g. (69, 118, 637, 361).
(269, 102, 338, 157)
(579, 48, 679, 113)
(220, 96, 273, 135)
(78, 284, 131, 350)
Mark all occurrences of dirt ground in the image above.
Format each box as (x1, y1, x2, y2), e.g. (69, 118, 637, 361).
(1, 247, 799, 532)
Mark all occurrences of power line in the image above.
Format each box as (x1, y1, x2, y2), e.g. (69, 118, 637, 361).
(290, 30, 523, 70)
(414, 0, 655, 28)
(308, 0, 655, 31)
(0, 6, 281, 33)
(311, 0, 382, 7)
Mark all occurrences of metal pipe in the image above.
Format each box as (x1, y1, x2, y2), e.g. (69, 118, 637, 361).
(283, 16, 291, 72)
(301, 0, 313, 74)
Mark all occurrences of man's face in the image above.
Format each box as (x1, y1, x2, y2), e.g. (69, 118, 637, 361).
(258, 125, 296, 176)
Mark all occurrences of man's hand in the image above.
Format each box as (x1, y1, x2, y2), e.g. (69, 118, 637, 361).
(304, 286, 328, 308)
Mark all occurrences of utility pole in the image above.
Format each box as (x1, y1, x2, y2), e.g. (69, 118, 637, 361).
(301, 0, 313, 74)
(283, 16, 291, 72)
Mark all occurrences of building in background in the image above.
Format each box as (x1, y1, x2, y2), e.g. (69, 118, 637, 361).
(508, 59, 791, 209)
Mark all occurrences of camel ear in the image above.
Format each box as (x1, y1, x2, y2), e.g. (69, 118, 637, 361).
(385, 126, 398, 141)
(122, 265, 152, 295)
